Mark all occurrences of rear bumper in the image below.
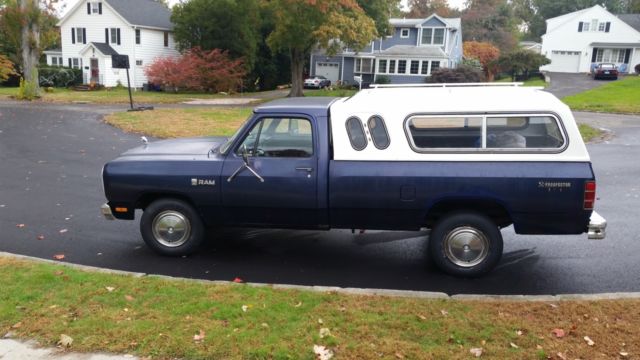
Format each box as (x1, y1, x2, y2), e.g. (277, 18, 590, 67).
(588, 211, 606, 240)
(101, 203, 115, 220)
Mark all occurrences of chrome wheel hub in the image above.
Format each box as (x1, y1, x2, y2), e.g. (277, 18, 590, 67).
(443, 226, 489, 267)
(152, 210, 191, 248)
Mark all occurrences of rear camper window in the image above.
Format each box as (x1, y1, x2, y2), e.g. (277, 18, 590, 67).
(406, 114, 565, 151)
(346, 117, 367, 151)
(367, 116, 390, 149)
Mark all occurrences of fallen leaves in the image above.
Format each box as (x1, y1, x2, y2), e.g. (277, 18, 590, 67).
(233, 277, 243, 283)
(36, 235, 45, 241)
(509, 342, 519, 349)
(58, 334, 73, 348)
(584, 336, 595, 346)
(105, 287, 115, 292)
(193, 330, 205, 342)
(241, 305, 249, 313)
(313, 345, 333, 360)
(15, 223, 25, 228)
(59, 229, 68, 234)
(53, 254, 65, 260)
(552, 328, 566, 338)
(469, 347, 483, 357)
(319, 328, 331, 339)
(124, 295, 134, 302)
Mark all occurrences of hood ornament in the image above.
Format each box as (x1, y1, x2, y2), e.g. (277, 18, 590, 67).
(141, 136, 149, 145)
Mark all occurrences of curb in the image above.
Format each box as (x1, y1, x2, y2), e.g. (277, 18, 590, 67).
(3, 251, 640, 301)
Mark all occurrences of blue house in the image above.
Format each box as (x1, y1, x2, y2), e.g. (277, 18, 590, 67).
(310, 14, 463, 85)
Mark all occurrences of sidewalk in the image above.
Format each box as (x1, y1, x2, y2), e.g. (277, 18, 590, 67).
(0, 339, 140, 360)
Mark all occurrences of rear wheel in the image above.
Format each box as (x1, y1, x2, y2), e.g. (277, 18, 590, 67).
(140, 199, 205, 256)
(428, 212, 503, 277)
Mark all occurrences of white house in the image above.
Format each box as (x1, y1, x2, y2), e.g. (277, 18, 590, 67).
(50, 0, 179, 87)
(540, 5, 640, 73)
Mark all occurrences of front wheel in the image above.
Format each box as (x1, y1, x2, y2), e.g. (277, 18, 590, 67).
(140, 199, 205, 256)
(428, 212, 503, 277)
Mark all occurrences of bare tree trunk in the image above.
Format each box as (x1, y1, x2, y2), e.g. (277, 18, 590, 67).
(20, 0, 40, 94)
(288, 48, 304, 97)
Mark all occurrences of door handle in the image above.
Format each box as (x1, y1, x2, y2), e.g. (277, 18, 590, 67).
(295, 167, 313, 172)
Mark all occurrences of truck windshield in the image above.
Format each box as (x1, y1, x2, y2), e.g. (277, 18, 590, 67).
(219, 116, 253, 154)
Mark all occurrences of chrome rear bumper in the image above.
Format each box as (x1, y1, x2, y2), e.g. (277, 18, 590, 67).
(588, 211, 606, 240)
(101, 203, 115, 220)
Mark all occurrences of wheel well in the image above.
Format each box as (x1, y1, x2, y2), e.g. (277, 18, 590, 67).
(425, 199, 512, 228)
(136, 193, 194, 211)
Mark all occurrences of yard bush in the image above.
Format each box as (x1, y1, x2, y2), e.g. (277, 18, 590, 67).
(0, 55, 17, 82)
(428, 66, 485, 83)
(38, 66, 82, 87)
(374, 75, 391, 84)
(145, 48, 246, 93)
(635, 63, 640, 74)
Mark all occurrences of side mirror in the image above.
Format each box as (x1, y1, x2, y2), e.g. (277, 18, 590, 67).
(241, 144, 250, 164)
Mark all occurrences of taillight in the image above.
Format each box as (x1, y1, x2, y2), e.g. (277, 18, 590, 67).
(584, 181, 596, 210)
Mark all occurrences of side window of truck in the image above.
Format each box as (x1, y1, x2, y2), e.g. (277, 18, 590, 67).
(486, 116, 564, 149)
(237, 117, 313, 158)
(346, 117, 367, 151)
(406, 116, 483, 149)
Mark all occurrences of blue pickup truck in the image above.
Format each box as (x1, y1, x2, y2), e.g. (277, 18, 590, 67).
(101, 84, 606, 277)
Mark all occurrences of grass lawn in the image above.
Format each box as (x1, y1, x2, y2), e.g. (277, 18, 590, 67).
(0, 87, 240, 104)
(563, 76, 640, 114)
(579, 124, 604, 143)
(304, 88, 358, 97)
(1, 256, 639, 359)
(105, 107, 252, 138)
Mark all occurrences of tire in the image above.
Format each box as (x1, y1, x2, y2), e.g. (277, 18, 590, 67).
(140, 198, 205, 256)
(428, 212, 503, 277)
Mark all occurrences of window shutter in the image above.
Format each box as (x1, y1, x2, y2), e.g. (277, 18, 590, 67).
(83, 28, 87, 44)
(624, 49, 631, 63)
(87, 3, 91, 14)
(68, 58, 72, 68)
(98, 2, 102, 14)
(578, 22, 583, 32)
(591, 48, 598, 63)
(117, 28, 121, 45)
(105, 28, 109, 43)
(605, 22, 611, 32)
(71, 28, 75, 44)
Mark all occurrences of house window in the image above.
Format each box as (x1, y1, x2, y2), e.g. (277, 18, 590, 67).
(70, 58, 82, 69)
(431, 61, 440, 73)
(420, 61, 429, 75)
(421, 28, 445, 45)
(51, 57, 58, 66)
(598, 22, 606, 31)
(400, 28, 410, 38)
(136, 60, 143, 66)
(596, 49, 603, 62)
(388, 59, 396, 74)
(110, 28, 118, 44)
(582, 22, 590, 32)
(75, 27, 85, 44)
(378, 59, 387, 74)
(410, 60, 420, 74)
(591, 19, 598, 31)
(164, 32, 169, 47)
(397, 60, 407, 74)
(91, 2, 100, 14)
(135, 29, 141, 45)
(355, 58, 373, 73)
(617, 50, 625, 63)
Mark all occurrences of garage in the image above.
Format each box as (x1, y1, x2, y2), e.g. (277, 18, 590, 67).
(315, 62, 340, 83)
(549, 51, 581, 72)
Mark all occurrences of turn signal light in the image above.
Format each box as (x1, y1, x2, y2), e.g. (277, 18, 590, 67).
(114, 207, 128, 213)
(584, 181, 596, 210)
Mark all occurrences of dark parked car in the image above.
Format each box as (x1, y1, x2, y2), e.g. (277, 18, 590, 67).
(304, 76, 331, 89)
(592, 63, 618, 80)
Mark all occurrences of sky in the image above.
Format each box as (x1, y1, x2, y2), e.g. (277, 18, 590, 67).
(57, 0, 467, 17)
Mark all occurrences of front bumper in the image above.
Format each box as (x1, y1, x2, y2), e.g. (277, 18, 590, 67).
(588, 211, 606, 240)
(101, 203, 115, 220)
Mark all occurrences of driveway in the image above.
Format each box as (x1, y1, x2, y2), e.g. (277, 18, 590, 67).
(544, 72, 612, 98)
(1, 102, 639, 295)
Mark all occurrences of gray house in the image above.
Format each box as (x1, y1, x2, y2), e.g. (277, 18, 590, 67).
(310, 14, 463, 85)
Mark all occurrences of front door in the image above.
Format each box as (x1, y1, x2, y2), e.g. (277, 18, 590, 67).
(221, 116, 318, 227)
(90, 58, 99, 83)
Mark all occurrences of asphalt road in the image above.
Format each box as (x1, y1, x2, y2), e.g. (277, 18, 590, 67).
(1, 102, 639, 295)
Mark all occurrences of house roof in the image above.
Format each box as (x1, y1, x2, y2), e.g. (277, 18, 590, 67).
(390, 15, 461, 30)
(43, 48, 62, 54)
(58, 0, 173, 30)
(80, 42, 119, 56)
(106, 0, 173, 30)
(379, 45, 447, 58)
(616, 14, 640, 33)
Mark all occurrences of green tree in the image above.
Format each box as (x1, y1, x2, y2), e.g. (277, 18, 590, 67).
(171, 0, 260, 69)
(407, 0, 458, 18)
(462, 0, 518, 51)
(497, 49, 550, 81)
(267, 0, 377, 97)
(357, 0, 402, 36)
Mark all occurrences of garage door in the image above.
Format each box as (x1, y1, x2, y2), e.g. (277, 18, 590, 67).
(315, 62, 339, 83)
(549, 51, 581, 73)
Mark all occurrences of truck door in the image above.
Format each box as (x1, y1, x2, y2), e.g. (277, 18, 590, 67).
(221, 116, 319, 227)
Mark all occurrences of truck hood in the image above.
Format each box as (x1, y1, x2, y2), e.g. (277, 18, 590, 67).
(121, 137, 228, 156)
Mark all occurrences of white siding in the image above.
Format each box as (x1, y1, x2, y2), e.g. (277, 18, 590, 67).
(541, 5, 640, 73)
(132, 28, 179, 88)
(59, 0, 178, 87)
